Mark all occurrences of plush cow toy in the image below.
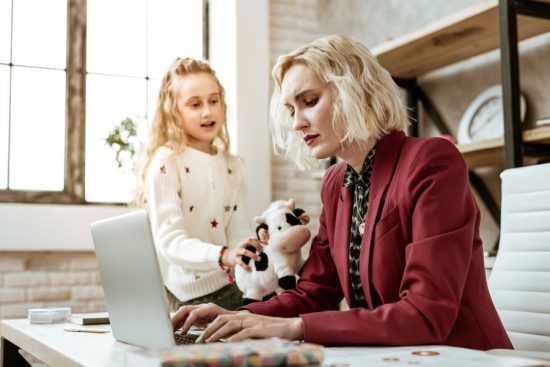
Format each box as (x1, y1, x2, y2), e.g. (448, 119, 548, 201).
(235, 199, 311, 304)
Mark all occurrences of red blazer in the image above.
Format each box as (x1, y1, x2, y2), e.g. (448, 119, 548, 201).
(243, 131, 512, 349)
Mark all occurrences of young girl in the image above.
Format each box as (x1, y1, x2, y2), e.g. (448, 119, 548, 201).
(135, 58, 261, 311)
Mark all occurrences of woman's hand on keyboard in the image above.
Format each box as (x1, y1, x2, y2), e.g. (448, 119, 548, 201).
(172, 303, 238, 333)
(196, 313, 304, 343)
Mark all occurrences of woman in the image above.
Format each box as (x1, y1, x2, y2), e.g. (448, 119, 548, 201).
(171, 34, 512, 350)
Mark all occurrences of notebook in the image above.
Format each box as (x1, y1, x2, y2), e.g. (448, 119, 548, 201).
(69, 311, 110, 325)
(90, 210, 200, 348)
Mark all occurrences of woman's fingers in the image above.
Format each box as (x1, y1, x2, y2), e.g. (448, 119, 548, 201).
(171, 305, 196, 331)
(196, 313, 256, 343)
(201, 318, 243, 343)
(179, 303, 230, 333)
(196, 314, 301, 343)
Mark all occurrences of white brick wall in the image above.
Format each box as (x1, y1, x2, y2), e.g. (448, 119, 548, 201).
(0, 252, 105, 319)
(269, 0, 324, 244)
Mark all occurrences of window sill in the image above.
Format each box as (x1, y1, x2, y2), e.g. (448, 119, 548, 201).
(0, 203, 132, 251)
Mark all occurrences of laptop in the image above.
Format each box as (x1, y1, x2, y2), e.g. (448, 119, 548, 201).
(90, 210, 200, 348)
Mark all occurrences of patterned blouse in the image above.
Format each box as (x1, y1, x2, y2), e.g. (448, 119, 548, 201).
(342, 148, 376, 308)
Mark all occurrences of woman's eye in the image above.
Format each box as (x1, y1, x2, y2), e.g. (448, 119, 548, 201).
(304, 98, 318, 107)
(191, 103, 200, 108)
(288, 108, 295, 117)
(210, 99, 219, 105)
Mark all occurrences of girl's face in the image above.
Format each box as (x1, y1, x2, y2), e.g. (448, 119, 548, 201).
(176, 73, 223, 153)
(281, 63, 343, 160)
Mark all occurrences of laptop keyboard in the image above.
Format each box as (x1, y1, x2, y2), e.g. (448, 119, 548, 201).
(174, 332, 200, 345)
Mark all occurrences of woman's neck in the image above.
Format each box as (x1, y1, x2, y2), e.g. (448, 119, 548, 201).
(340, 137, 377, 173)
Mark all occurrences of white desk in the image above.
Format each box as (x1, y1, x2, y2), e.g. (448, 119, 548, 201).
(1, 319, 139, 367)
(2, 319, 548, 367)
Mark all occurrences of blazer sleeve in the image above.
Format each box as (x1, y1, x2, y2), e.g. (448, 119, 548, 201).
(241, 166, 345, 317)
(300, 140, 480, 346)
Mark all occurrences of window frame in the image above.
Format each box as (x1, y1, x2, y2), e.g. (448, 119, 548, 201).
(0, 0, 209, 205)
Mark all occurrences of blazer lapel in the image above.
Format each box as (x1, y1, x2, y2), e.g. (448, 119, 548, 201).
(359, 131, 406, 309)
(334, 184, 353, 303)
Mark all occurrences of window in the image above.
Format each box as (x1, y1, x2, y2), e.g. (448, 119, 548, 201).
(0, 0, 206, 204)
(0, 0, 67, 195)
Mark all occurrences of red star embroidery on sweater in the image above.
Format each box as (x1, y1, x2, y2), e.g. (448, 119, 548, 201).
(210, 219, 218, 228)
(185, 166, 190, 173)
(160, 165, 167, 174)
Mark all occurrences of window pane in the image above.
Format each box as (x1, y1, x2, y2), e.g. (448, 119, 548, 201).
(0, 0, 11, 64)
(11, 0, 67, 69)
(0, 66, 9, 188)
(85, 74, 147, 203)
(148, 0, 203, 78)
(87, 0, 147, 76)
(10, 67, 66, 190)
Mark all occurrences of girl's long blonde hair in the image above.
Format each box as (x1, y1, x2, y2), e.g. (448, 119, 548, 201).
(134, 58, 230, 205)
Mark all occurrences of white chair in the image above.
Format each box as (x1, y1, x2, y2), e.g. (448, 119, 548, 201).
(488, 162, 550, 360)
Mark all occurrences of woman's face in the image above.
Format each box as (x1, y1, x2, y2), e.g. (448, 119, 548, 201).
(175, 72, 223, 153)
(281, 63, 344, 161)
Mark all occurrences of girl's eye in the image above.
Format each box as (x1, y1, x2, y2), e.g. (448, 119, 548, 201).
(288, 108, 295, 117)
(191, 102, 200, 108)
(304, 98, 318, 107)
(210, 99, 219, 105)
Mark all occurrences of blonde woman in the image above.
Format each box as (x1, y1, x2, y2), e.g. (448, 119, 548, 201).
(135, 58, 261, 311)
(171, 34, 512, 350)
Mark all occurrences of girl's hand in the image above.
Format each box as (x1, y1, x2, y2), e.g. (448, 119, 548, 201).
(222, 236, 263, 271)
(196, 313, 304, 343)
(171, 303, 235, 333)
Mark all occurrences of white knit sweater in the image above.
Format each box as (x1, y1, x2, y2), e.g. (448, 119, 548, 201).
(145, 146, 252, 302)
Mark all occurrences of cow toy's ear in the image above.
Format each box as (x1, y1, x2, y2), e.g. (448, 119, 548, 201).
(286, 198, 296, 211)
(255, 223, 269, 243)
(293, 208, 310, 225)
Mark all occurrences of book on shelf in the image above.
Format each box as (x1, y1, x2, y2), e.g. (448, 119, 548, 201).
(125, 337, 324, 367)
(535, 116, 550, 127)
(69, 312, 110, 325)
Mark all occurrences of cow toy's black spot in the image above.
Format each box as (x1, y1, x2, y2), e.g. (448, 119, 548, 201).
(285, 213, 302, 226)
(255, 252, 269, 271)
(241, 245, 257, 265)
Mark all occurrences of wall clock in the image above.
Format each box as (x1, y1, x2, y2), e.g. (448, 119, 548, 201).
(457, 85, 526, 144)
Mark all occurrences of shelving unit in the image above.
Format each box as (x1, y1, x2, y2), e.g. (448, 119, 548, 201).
(460, 125, 550, 168)
(372, 0, 550, 169)
(373, 0, 550, 80)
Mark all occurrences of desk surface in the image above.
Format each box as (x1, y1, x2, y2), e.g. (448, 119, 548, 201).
(1, 319, 139, 367)
(2, 319, 548, 367)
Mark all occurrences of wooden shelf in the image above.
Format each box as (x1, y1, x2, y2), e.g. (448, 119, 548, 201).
(458, 125, 550, 168)
(372, 0, 550, 79)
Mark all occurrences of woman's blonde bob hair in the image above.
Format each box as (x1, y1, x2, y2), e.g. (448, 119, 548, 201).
(134, 57, 230, 205)
(270, 33, 409, 169)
